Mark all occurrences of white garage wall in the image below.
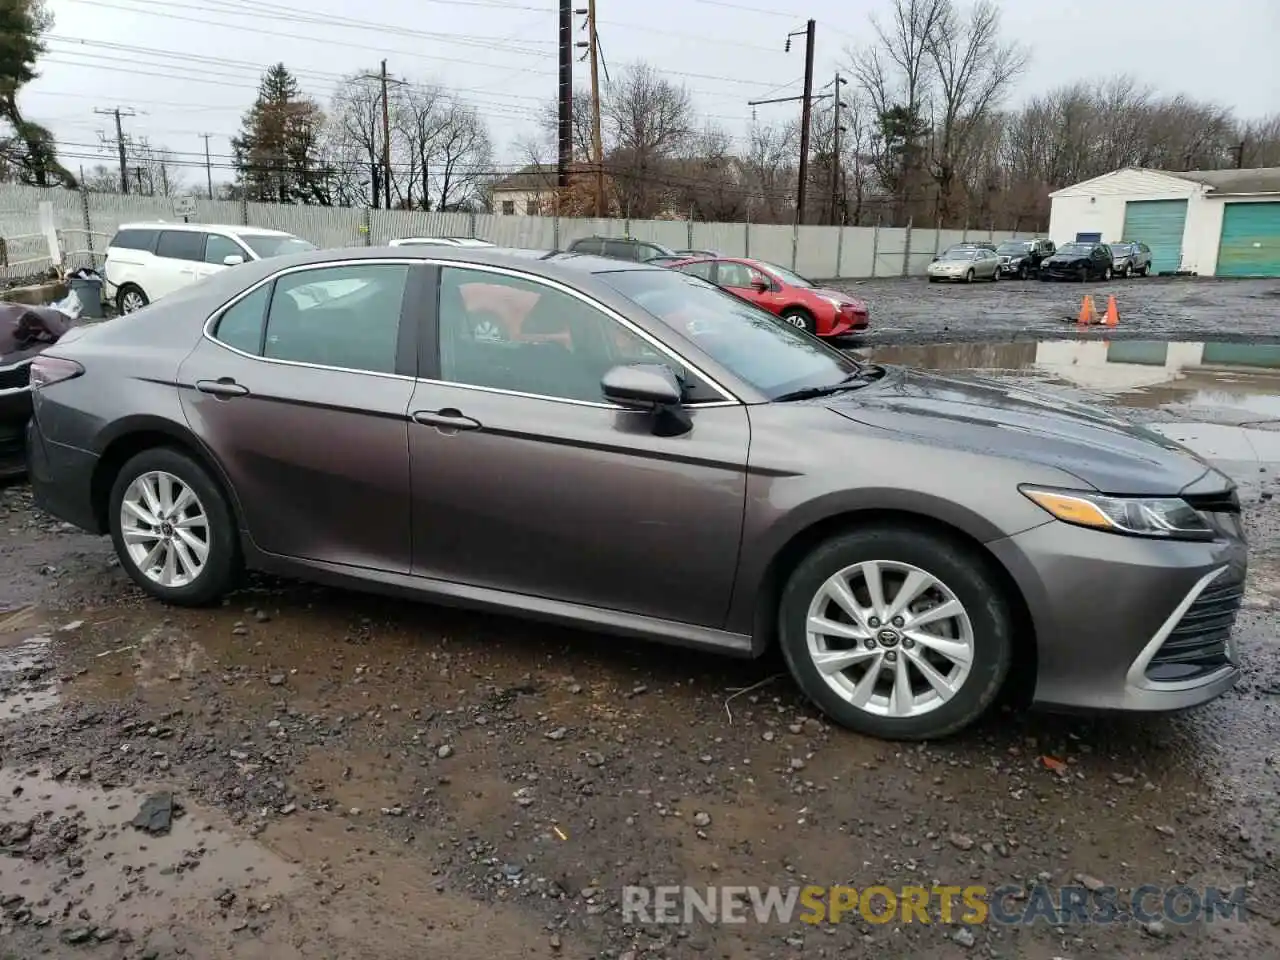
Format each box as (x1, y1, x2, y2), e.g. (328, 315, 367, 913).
(1182, 195, 1280, 276)
(1048, 168, 1202, 248)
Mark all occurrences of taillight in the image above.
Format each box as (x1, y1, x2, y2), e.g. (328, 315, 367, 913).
(29, 356, 84, 389)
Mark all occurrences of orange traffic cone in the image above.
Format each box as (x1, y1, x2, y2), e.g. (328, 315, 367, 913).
(1104, 295, 1120, 327)
(1077, 295, 1098, 326)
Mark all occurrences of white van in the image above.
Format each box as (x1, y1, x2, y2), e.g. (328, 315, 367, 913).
(104, 222, 318, 314)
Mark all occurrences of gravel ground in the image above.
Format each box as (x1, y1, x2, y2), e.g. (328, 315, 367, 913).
(3, 347, 1280, 958)
(834, 275, 1280, 346)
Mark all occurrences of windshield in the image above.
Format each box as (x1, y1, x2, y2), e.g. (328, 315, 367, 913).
(941, 249, 980, 261)
(1110, 242, 1132, 254)
(756, 261, 813, 288)
(996, 242, 1031, 255)
(599, 269, 859, 399)
(241, 234, 318, 258)
(1056, 243, 1092, 256)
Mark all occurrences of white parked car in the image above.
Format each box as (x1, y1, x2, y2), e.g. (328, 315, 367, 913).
(387, 237, 495, 248)
(104, 222, 318, 314)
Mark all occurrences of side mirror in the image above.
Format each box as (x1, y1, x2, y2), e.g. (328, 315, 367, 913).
(601, 363, 682, 410)
(751, 277, 770, 292)
(223, 254, 245, 266)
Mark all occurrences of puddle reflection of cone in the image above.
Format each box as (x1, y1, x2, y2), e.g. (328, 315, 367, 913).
(1104, 295, 1120, 327)
(1077, 295, 1098, 326)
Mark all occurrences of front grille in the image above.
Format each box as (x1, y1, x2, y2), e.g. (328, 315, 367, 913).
(1146, 579, 1243, 682)
(1184, 489, 1241, 514)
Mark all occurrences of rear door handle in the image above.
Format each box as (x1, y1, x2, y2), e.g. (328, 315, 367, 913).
(196, 378, 249, 398)
(412, 408, 482, 431)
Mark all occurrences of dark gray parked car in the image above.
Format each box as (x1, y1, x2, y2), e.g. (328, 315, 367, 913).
(1110, 241, 1153, 277)
(26, 247, 1247, 740)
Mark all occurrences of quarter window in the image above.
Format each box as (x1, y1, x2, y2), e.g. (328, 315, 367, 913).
(212, 285, 270, 354)
(205, 234, 245, 265)
(262, 264, 408, 374)
(437, 266, 672, 404)
(109, 229, 158, 252)
(155, 230, 207, 261)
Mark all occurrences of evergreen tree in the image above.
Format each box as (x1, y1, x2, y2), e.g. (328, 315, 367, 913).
(232, 64, 333, 204)
(0, 0, 75, 186)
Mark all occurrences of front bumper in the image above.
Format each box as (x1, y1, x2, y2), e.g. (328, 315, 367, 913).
(827, 312, 869, 336)
(0, 355, 34, 477)
(988, 519, 1246, 712)
(927, 270, 966, 281)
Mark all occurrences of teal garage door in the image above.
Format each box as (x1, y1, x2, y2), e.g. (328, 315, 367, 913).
(1216, 202, 1280, 277)
(1121, 199, 1188, 274)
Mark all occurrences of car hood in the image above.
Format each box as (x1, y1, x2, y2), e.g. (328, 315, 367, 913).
(824, 367, 1227, 496)
(1045, 253, 1088, 264)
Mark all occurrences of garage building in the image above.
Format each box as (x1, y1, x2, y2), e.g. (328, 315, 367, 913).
(1047, 167, 1280, 277)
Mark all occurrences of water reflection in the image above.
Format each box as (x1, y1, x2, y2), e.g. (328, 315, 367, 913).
(864, 340, 1280, 419)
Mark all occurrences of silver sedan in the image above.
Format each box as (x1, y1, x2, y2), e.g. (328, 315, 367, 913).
(927, 248, 1001, 283)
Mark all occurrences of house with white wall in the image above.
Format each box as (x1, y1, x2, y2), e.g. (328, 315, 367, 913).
(1047, 167, 1280, 277)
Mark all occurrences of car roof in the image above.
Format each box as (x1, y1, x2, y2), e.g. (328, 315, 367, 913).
(113, 222, 294, 238)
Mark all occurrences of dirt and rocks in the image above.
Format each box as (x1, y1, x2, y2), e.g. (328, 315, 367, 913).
(836, 276, 1280, 345)
(3, 337, 1280, 959)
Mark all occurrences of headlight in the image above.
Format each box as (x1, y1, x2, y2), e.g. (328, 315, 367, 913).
(1020, 486, 1214, 540)
(820, 295, 845, 308)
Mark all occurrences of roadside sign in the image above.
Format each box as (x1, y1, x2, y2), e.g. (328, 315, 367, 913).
(171, 195, 197, 219)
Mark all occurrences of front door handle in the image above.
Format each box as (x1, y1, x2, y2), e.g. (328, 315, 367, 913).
(412, 408, 482, 431)
(196, 378, 249, 398)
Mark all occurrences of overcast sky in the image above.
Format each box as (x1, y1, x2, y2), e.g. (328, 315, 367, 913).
(24, 0, 1280, 190)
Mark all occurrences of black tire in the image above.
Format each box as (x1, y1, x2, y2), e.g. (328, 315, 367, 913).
(777, 525, 1014, 740)
(965, 269, 975, 283)
(1018, 264, 1028, 280)
(1122, 263, 1132, 278)
(116, 284, 149, 314)
(780, 307, 817, 335)
(991, 267, 999, 282)
(1140, 264, 1151, 277)
(1103, 266, 1113, 281)
(108, 447, 240, 606)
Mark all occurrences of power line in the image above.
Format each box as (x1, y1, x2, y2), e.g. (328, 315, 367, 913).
(92, 106, 136, 194)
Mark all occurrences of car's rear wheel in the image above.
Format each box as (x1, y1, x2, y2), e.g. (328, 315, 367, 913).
(780, 307, 817, 335)
(991, 267, 1000, 282)
(1018, 264, 1028, 280)
(777, 525, 1013, 740)
(117, 284, 149, 314)
(109, 447, 240, 606)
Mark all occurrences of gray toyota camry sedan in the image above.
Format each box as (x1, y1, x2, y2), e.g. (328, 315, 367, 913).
(25, 246, 1247, 740)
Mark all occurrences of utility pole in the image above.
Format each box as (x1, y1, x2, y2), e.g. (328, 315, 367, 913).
(794, 19, 816, 225)
(586, 0, 604, 216)
(380, 59, 392, 210)
(200, 134, 214, 199)
(134, 166, 145, 195)
(557, 0, 573, 189)
(94, 106, 135, 194)
(830, 73, 847, 225)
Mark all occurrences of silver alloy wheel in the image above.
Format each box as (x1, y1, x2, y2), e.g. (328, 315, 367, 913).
(784, 315, 807, 329)
(473, 319, 504, 340)
(804, 560, 975, 718)
(119, 470, 211, 588)
(121, 290, 146, 313)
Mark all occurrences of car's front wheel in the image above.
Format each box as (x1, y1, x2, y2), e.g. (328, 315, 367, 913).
(1103, 266, 1113, 281)
(965, 269, 975, 283)
(777, 525, 1013, 740)
(109, 447, 240, 606)
(1123, 263, 1132, 278)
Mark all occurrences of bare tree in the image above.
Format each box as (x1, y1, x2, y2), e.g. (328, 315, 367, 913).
(430, 98, 491, 211)
(327, 72, 403, 208)
(537, 86, 597, 163)
(926, 0, 1027, 223)
(741, 119, 797, 223)
(397, 84, 447, 209)
(604, 61, 694, 218)
(851, 0, 949, 219)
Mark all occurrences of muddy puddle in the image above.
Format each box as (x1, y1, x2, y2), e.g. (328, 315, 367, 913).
(0, 767, 302, 948)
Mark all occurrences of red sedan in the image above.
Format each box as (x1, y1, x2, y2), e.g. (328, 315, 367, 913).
(665, 256, 869, 337)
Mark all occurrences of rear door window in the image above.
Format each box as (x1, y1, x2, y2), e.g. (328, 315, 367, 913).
(212, 284, 270, 354)
(155, 230, 207, 262)
(109, 229, 158, 253)
(570, 238, 602, 255)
